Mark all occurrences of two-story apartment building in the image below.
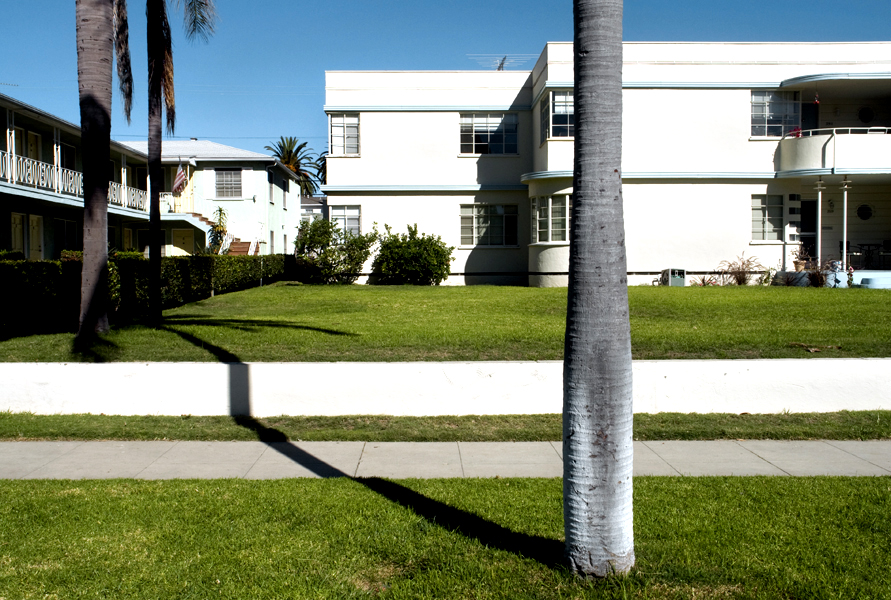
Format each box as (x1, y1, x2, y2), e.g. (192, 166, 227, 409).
(323, 42, 891, 285)
(121, 140, 303, 256)
(1, 92, 301, 260)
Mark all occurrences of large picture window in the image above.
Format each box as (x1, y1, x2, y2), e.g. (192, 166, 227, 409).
(330, 113, 359, 155)
(752, 195, 783, 240)
(531, 195, 571, 243)
(215, 168, 242, 197)
(460, 204, 518, 246)
(460, 113, 518, 155)
(751, 91, 800, 137)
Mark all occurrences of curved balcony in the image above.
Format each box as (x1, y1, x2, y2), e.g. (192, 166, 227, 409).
(777, 127, 891, 176)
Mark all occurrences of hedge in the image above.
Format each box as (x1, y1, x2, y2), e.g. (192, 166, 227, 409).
(1, 254, 288, 336)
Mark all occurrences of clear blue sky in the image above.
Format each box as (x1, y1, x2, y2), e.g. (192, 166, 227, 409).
(3, 0, 890, 156)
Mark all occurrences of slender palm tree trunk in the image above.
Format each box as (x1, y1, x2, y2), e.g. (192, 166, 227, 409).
(563, 0, 634, 577)
(75, 0, 114, 339)
(147, 0, 164, 324)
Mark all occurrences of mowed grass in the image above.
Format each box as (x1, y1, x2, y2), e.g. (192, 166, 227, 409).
(1, 284, 890, 362)
(3, 410, 890, 442)
(1, 477, 889, 599)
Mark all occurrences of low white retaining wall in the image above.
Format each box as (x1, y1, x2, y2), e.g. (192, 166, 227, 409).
(1, 359, 888, 416)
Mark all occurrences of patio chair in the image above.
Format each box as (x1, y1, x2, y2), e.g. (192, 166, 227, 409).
(840, 241, 862, 269)
(880, 240, 891, 269)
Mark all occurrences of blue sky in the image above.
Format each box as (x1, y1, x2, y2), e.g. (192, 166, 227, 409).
(3, 0, 890, 156)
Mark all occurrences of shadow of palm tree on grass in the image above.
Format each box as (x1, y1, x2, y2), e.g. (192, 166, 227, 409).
(163, 315, 357, 337)
(232, 414, 565, 570)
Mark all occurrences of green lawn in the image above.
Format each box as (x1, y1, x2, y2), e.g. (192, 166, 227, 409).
(1, 477, 889, 599)
(3, 411, 890, 442)
(1, 284, 890, 362)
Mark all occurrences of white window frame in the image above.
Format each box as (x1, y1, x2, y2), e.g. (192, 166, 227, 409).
(752, 194, 784, 241)
(330, 205, 361, 236)
(751, 91, 800, 137)
(460, 204, 519, 246)
(330, 113, 360, 156)
(540, 91, 574, 141)
(215, 168, 242, 198)
(459, 113, 519, 155)
(531, 195, 571, 243)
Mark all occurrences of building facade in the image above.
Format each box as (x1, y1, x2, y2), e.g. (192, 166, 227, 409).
(323, 42, 891, 285)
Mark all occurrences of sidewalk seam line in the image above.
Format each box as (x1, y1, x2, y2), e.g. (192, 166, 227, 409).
(133, 440, 179, 479)
(243, 442, 268, 479)
(733, 440, 792, 476)
(457, 442, 465, 478)
(354, 441, 366, 478)
(639, 441, 683, 476)
(823, 439, 891, 475)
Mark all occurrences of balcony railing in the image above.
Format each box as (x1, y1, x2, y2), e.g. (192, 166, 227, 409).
(1, 149, 147, 212)
(777, 127, 891, 173)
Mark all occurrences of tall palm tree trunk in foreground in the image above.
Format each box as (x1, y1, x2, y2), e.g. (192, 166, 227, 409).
(563, 0, 634, 577)
(146, 0, 168, 324)
(75, 0, 114, 339)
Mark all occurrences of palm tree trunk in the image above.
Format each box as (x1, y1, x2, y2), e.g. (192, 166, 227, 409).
(147, 0, 164, 324)
(75, 0, 114, 339)
(563, 0, 634, 577)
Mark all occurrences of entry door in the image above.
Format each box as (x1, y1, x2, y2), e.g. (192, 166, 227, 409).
(799, 200, 817, 259)
(27, 132, 42, 161)
(172, 229, 194, 256)
(11, 213, 25, 254)
(28, 215, 43, 260)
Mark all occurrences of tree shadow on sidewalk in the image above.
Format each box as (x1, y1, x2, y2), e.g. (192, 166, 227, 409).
(233, 414, 565, 570)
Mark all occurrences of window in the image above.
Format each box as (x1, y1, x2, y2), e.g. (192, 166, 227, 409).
(330, 113, 359, 155)
(540, 91, 574, 140)
(531, 195, 571, 243)
(751, 91, 800, 137)
(752, 195, 783, 240)
(330, 205, 361, 235)
(282, 179, 288, 210)
(460, 113, 518, 155)
(215, 168, 242, 197)
(460, 204, 518, 246)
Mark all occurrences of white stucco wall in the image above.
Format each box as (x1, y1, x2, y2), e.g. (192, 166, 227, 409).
(2, 359, 887, 417)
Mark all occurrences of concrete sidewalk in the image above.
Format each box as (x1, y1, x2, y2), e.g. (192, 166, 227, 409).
(1, 440, 890, 479)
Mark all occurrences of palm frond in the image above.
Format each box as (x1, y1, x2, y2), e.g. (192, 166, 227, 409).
(113, 0, 133, 123)
(160, 0, 176, 134)
(176, 0, 217, 42)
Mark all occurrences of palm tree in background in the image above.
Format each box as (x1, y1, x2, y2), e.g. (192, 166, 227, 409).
(315, 151, 327, 187)
(75, 0, 133, 344)
(265, 136, 320, 197)
(563, 0, 634, 577)
(146, 0, 217, 323)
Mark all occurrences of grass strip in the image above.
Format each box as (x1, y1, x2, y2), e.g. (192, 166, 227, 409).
(1, 477, 889, 599)
(2, 410, 889, 442)
(1, 284, 891, 362)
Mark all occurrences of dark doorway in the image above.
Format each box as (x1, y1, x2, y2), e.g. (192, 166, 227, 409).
(802, 103, 819, 131)
(799, 199, 817, 259)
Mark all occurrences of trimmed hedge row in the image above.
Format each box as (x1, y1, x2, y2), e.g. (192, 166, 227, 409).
(1, 254, 287, 337)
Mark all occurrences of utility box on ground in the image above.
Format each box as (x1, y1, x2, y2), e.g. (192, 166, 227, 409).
(659, 268, 686, 286)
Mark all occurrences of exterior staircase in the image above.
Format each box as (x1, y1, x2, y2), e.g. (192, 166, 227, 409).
(188, 212, 257, 255)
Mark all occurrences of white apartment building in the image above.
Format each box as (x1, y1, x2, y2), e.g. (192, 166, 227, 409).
(323, 42, 891, 285)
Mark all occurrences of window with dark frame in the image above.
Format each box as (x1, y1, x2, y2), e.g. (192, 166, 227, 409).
(460, 113, 518, 155)
(460, 204, 519, 246)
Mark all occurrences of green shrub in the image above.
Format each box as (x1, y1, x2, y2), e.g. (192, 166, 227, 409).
(0, 260, 78, 336)
(294, 218, 376, 284)
(371, 224, 454, 285)
(0, 250, 25, 261)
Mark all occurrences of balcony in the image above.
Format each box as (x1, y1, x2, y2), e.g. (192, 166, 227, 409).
(777, 127, 891, 176)
(0, 149, 147, 212)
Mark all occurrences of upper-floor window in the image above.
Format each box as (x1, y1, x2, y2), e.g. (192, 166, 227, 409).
(460, 204, 518, 246)
(460, 113, 518, 155)
(216, 168, 242, 197)
(531, 195, 571, 243)
(751, 91, 800, 137)
(752, 194, 783, 240)
(330, 113, 359, 156)
(540, 91, 574, 141)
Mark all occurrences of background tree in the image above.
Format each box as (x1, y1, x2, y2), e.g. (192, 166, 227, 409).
(265, 136, 319, 197)
(146, 0, 217, 323)
(315, 151, 327, 187)
(563, 0, 634, 577)
(75, 0, 133, 344)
